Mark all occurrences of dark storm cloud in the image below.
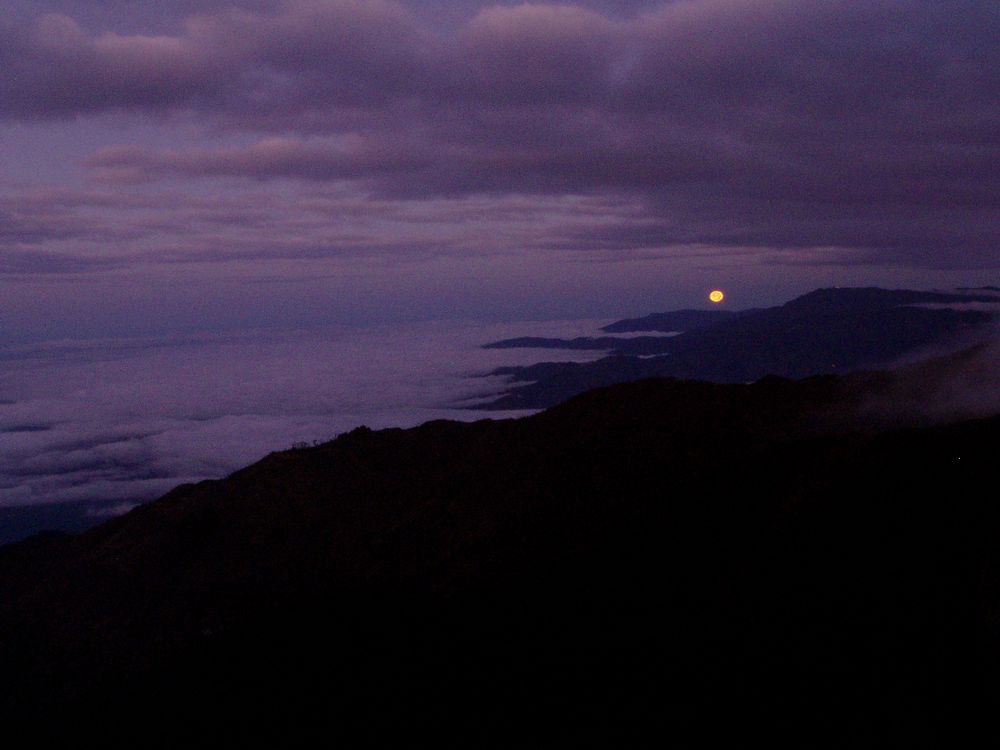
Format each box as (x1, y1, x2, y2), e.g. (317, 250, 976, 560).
(0, 206, 83, 245)
(0, 205, 131, 273)
(86, 137, 434, 183)
(0, 1, 429, 118)
(2, 1, 998, 267)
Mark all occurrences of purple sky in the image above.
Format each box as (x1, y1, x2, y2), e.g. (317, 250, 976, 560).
(1, 0, 998, 343)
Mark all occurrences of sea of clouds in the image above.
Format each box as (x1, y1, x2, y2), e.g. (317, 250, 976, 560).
(0, 319, 608, 540)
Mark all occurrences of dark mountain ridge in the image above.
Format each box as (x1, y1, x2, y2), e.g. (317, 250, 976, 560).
(1, 347, 999, 746)
(600, 307, 739, 333)
(482, 287, 999, 408)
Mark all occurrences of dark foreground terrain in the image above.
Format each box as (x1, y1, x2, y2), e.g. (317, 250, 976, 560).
(1, 352, 999, 746)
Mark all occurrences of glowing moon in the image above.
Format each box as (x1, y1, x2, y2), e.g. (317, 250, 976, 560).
(709, 290, 725, 303)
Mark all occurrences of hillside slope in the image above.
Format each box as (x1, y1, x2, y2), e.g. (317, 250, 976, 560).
(1, 367, 998, 746)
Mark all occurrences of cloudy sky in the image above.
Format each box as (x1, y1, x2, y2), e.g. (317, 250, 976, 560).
(1, 0, 997, 344)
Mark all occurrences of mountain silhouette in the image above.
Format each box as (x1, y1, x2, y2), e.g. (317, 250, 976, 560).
(482, 287, 999, 408)
(600, 307, 739, 332)
(1, 345, 998, 746)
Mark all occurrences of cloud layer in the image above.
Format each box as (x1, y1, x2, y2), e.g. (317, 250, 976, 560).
(1, 0, 998, 272)
(0, 319, 606, 509)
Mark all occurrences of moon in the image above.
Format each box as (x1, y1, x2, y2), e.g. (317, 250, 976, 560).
(709, 290, 725, 303)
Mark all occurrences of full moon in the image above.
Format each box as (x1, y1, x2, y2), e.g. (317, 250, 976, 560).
(709, 290, 725, 303)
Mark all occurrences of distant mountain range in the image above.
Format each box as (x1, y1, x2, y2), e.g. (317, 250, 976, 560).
(600, 307, 737, 333)
(481, 287, 1000, 408)
(1, 340, 999, 745)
